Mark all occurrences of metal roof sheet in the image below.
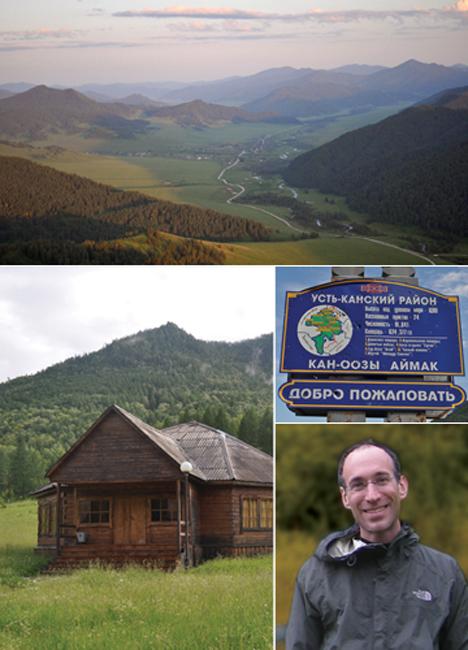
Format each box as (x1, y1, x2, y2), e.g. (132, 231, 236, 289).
(161, 421, 272, 483)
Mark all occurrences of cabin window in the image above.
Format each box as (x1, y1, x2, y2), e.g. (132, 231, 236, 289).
(79, 499, 110, 524)
(241, 497, 273, 531)
(150, 497, 177, 523)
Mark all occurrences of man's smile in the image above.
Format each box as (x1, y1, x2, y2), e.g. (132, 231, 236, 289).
(361, 504, 390, 514)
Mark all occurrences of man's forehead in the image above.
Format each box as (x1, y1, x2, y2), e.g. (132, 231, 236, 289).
(342, 445, 394, 479)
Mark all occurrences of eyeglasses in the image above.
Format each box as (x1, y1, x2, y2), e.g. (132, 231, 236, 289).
(345, 475, 396, 494)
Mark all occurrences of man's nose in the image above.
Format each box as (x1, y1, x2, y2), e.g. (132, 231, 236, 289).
(364, 481, 381, 499)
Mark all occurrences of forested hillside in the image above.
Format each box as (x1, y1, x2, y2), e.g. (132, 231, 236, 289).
(283, 89, 468, 237)
(0, 155, 273, 263)
(0, 324, 273, 499)
(0, 156, 272, 242)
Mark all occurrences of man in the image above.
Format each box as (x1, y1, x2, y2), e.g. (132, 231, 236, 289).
(286, 440, 468, 649)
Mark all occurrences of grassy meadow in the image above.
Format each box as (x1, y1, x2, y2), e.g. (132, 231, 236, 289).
(0, 501, 273, 650)
(222, 235, 432, 264)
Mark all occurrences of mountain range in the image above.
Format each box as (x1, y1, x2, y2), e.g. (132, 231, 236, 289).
(0, 85, 290, 138)
(2, 60, 468, 123)
(283, 85, 468, 241)
(241, 60, 468, 117)
(0, 324, 273, 495)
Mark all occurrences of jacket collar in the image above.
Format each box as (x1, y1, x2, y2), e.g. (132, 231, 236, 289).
(317, 522, 419, 562)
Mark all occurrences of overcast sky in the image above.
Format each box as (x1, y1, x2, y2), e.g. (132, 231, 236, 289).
(1, 1, 467, 85)
(276, 266, 468, 422)
(0, 266, 274, 384)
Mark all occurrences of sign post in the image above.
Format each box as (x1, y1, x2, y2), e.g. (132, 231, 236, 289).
(278, 267, 465, 422)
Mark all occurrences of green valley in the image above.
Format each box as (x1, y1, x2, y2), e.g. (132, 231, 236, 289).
(1, 69, 467, 264)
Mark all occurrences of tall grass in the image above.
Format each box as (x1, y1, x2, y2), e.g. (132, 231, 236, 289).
(0, 502, 273, 650)
(0, 501, 49, 588)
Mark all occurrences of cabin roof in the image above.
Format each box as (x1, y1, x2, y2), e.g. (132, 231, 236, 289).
(161, 421, 273, 483)
(113, 405, 207, 480)
(46, 404, 272, 485)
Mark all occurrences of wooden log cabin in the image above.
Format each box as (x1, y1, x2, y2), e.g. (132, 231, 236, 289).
(33, 404, 273, 569)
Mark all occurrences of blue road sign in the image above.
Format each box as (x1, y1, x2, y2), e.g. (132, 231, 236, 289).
(279, 379, 466, 412)
(280, 279, 464, 376)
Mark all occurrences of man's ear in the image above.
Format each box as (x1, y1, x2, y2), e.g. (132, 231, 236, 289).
(399, 475, 409, 501)
(340, 486, 351, 510)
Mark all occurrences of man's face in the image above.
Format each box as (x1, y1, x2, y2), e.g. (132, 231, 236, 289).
(340, 445, 408, 544)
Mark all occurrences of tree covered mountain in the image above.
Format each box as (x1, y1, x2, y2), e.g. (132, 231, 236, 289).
(0, 155, 273, 263)
(0, 324, 273, 499)
(283, 86, 468, 237)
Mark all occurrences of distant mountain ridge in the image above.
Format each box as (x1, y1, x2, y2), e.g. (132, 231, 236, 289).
(3, 61, 468, 126)
(242, 60, 468, 116)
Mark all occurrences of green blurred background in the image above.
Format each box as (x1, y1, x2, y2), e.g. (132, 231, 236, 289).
(276, 424, 468, 629)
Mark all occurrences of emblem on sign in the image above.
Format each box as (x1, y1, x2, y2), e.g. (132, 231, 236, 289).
(297, 306, 353, 356)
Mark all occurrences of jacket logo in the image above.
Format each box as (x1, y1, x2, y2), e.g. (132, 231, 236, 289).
(412, 589, 432, 602)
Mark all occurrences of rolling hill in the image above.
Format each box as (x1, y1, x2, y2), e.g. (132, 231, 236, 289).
(145, 99, 292, 126)
(283, 86, 468, 237)
(0, 85, 147, 139)
(0, 323, 273, 495)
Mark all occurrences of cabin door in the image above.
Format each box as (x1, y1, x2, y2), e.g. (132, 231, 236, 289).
(114, 496, 146, 545)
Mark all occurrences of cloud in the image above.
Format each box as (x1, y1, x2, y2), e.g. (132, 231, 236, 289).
(0, 28, 81, 41)
(455, 0, 468, 9)
(112, 5, 468, 26)
(113, 7, 273, 20)
(167, 19, 265, 33)
(171, 30, 301, 41)
(0, 40, 144, 52)
(429, 271, 468, 298)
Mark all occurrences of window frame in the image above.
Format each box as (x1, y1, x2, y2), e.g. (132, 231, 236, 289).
(240, 496, 273, 531)
(148, 495, 178, 525)
(78, 497, 112, 526)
